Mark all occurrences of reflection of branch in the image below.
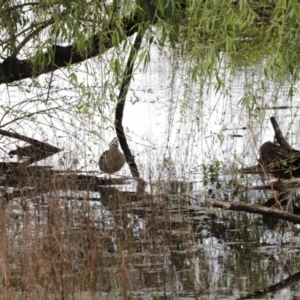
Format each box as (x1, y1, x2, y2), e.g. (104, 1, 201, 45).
(1, 171, 126, 197)
(239, 270, 300, 299)
(206, 198, 300, 223)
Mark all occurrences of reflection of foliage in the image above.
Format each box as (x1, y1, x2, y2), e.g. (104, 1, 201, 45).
(202, 160, 222, 189)
(170, 180, 191, 194)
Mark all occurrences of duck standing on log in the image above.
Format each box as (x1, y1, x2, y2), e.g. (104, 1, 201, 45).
(99, 137, 125, 174)
(259, 141, 300, 180)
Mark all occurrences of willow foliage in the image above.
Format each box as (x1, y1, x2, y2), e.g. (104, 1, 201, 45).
(156, 0, 300, 82)
(181, 0, 300, 81)
(0, 0, 300, 83)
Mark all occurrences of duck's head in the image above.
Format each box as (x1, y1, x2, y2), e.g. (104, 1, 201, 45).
(109, 137, 119, 148)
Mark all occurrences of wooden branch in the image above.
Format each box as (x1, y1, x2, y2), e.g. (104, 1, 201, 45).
(247, 178, 300, 191)
(239, 164, 263, 174)
(0, 15, 143, 84)
(115, 29, 146, 192)
(234, 178, 300, 193)
(206, 198, 300, 223)
(0, 129, 62, 165)
(0, 2, 288, 86)
(270, 116, 290, 147)
(0, 129, 60, 151)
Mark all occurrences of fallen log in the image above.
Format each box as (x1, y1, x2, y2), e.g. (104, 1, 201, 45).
(1, 128, 62, 165)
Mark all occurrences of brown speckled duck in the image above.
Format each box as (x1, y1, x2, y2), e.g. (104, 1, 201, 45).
(259, 141, 300, 180)
(99, 137, 125, 174)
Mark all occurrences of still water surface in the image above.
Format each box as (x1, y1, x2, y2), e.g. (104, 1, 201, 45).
(2, 45, 300, 299)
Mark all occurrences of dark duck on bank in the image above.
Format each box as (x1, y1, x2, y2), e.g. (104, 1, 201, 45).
(259, 141, 300, 180)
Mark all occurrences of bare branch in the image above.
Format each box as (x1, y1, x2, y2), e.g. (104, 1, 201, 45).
(0, 13, 145, 83)
(0, 129, 62, 165)
(270, 116, 290, 147)
(115, 29, 146, 192)
(206, 198, 300, 223)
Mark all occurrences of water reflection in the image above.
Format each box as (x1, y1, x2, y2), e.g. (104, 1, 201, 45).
(3, 175, 300, 299)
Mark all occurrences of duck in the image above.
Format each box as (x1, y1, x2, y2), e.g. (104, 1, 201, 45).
(99, 137, 125, 174)
(258, 141, 300, 180)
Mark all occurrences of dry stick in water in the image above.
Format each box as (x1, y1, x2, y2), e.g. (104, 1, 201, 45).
(206, 198, 300, 223)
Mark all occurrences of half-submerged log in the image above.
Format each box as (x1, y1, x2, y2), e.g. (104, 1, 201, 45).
(4, 129, 62, 166)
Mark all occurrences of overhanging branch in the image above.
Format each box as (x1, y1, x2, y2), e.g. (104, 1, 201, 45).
(0, 15, 145, 84)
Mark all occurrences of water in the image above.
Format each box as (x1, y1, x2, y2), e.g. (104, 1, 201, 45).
(1, 44, 300, 299)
